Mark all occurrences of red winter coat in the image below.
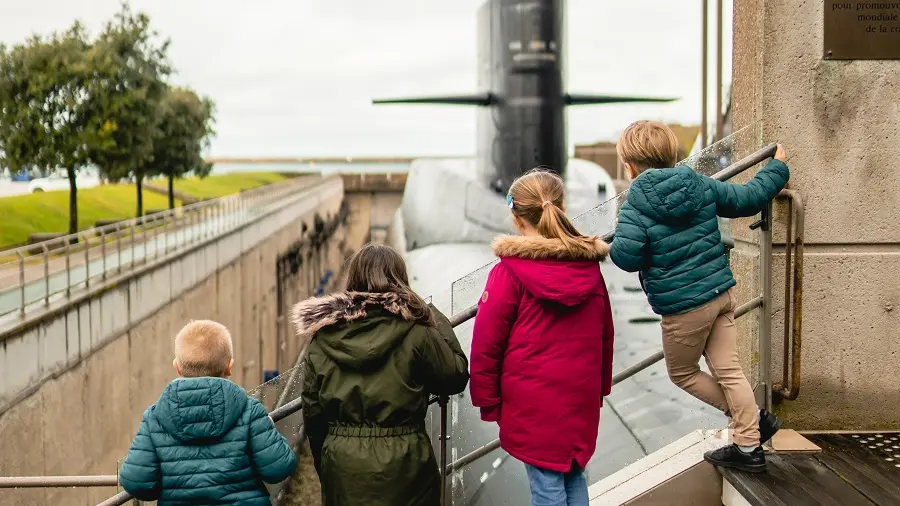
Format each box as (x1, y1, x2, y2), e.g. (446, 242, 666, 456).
(470, 234, 615, 473)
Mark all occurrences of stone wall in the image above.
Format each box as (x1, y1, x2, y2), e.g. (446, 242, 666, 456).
(732, 0, 900, 428)
(0, 175, 349, 505)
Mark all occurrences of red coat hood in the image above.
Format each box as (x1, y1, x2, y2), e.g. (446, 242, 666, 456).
(491, 234, 610, 307)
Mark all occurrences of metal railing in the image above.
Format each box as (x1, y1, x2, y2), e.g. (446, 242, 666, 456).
(96, 397, 307, 506)
(773, 189, 804, 401)
(0, 142, 799, 506)
(0, 176, 317, 321)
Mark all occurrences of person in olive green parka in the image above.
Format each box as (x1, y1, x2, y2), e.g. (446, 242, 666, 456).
(293, 243, 469, 506)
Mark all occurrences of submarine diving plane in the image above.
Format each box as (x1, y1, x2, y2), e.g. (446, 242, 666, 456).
(374, 0, 728, 504)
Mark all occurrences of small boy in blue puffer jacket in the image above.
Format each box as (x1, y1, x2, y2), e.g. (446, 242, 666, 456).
(119, 320, 297, 505)
(609, 121, 789, 474)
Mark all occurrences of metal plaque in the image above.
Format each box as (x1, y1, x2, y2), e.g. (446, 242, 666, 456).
(824, 1, 900, 59)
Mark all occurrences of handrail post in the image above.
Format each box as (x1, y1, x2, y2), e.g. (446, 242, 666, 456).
(773, 189, 804, 401)
(18, 251, 25, 318)
(142, 220, 148, 264)
(100, 229, 107, 280)
(42, 244, 50, 306)
(154, 217, 161, 260)
(83, 233, 90, 289)
(192, 209, 199, 245)
(115, 223, 122, 274)
(758, 201, 773, 413)
(438, 396, 450, 506)
(166, 215, 173, 254)
(65, 239, 72, 296)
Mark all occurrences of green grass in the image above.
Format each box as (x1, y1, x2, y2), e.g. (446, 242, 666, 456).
(150, 172, 288, 200)
(0, 172, 287, 249)
(0, 185, 177, 249)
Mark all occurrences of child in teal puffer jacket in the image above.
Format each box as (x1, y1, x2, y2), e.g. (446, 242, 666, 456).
(119, 320, 297, 505)
(609, 121, 789, 474)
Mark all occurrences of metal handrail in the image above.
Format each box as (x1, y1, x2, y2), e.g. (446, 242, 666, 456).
(436, 143, 779, 478)
(3, 295, 762, 500)
(0, 476, 118, 488)
(94, 397, 307, 506)
(4, 142, 783, 505)
(1, 177, 280, 259)
(0, 176, 317, 320)
(443, 294, 764, 476)
(773, 189, 804, 400)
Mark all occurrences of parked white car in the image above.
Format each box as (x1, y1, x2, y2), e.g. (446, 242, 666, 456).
(28, 169, 101, 193)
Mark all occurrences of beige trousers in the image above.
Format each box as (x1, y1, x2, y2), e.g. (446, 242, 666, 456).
(660, 289, 760, 447)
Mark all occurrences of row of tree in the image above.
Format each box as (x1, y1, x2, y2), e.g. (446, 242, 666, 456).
(0, 3, 216, 235)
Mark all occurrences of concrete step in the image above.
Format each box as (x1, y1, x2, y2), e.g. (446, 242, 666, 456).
(588, 429, 729, 505)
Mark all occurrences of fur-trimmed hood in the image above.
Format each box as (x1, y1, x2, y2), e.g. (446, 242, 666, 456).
(491, 234, 609, 262)
(490, 234, 609, 307)
(291, 292, 426, 369)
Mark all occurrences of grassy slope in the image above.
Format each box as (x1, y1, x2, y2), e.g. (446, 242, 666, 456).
(0, 172, 288, 249)
(150, 172, 287, 200)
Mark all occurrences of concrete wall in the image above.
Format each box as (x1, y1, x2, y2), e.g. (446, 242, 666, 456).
(341, 173, 405, 246)
(0, 176, 349, 505)
(732, 1, 900, 428)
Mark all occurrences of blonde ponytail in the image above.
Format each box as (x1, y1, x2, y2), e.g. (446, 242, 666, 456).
(508, 168, 600, 257)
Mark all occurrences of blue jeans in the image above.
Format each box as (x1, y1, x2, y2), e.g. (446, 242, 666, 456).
(525, 463, 589, 506)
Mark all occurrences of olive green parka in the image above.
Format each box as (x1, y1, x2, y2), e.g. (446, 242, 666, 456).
(293, 292, 469, 506)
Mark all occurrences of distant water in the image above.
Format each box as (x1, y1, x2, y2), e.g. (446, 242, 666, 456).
(211, 162, 410, 175)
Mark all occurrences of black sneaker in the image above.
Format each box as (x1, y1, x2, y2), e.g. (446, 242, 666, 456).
(759, 409, 782, 445)
(704, 444, 767, 473)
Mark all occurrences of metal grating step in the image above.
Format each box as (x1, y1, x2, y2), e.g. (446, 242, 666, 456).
(848, 433, 900, 468)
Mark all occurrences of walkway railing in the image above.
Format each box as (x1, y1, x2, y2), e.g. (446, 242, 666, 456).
(0, 176, 317, 321)
(0, 142, 803, 506)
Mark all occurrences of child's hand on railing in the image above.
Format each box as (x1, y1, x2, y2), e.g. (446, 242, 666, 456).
(774, 144, 786, 162)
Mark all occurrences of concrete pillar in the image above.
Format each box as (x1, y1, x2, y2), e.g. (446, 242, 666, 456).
(732, 1, 900, 428)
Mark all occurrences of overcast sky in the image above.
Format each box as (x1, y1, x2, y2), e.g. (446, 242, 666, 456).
(1, 1, 733, 157)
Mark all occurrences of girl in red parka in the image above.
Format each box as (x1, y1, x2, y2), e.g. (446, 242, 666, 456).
(470, 168, 615, 506)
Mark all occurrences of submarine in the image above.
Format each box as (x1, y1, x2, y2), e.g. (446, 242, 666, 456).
(373, 0, 729, 504)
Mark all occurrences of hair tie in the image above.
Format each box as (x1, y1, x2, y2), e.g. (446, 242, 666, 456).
(541, 200, 552, 209)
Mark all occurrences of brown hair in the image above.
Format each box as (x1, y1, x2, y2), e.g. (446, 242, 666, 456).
(507, 168, 600, 257)
(616, 120, 679, 173)
(345, 243, 434, 326)
(174, 320, 234, 378)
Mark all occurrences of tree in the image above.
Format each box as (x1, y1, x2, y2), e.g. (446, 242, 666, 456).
(89, 2, 171, 217)
(0, 24, 110, 236)
(145, 87, 216, 209)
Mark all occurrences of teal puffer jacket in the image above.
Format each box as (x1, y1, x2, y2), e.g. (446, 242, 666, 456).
(119, 377, 297, 505)
(609, 159, 789, 315)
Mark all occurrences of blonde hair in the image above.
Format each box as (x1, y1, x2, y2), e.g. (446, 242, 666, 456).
(616, 120, 679, 173)
(174, 320, 234, 377)
(507, 168, 599, 256)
